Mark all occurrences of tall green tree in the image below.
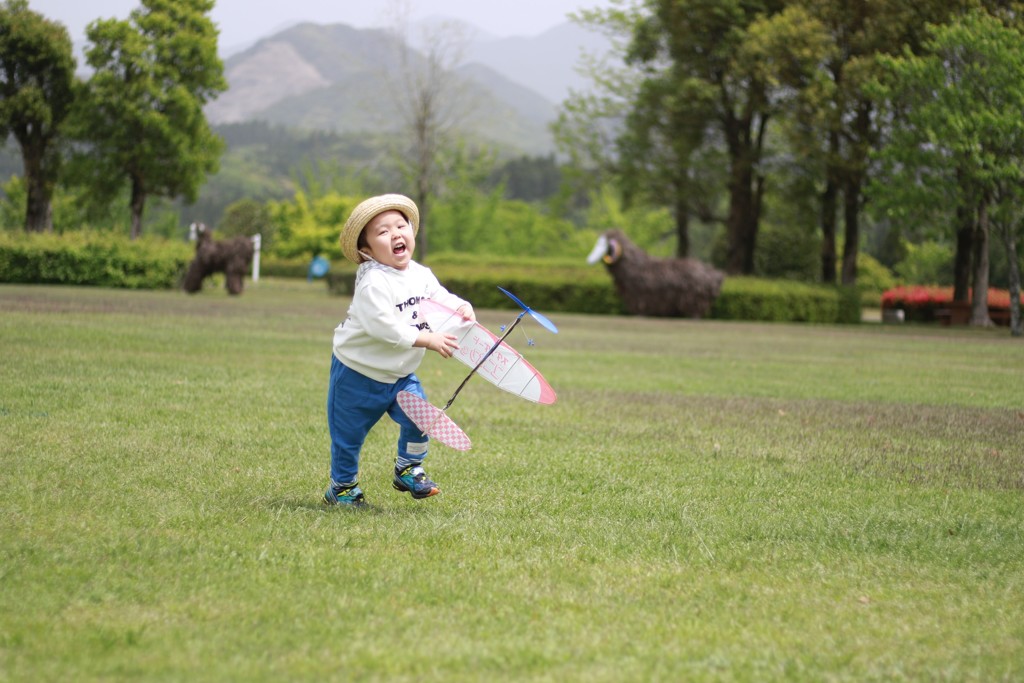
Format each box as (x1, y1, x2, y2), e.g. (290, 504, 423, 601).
(774, 0, 1015, 286)
(0, 0, 76, 233)
(559, 0, 785, 273)
(218, 197, 272, 237)
(615, 53, 715, 258)
(872, 11, 1024, 331)
(638, 0, 792, 274)
(755, 0, 972, 285)
(71, 0, 226, 239)
(571, 1, 714, 258)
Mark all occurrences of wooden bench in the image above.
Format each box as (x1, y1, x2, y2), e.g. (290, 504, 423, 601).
(935, 302, 971, 326)
(936, 302, 1011, 326)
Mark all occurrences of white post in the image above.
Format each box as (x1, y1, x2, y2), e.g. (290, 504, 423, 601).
(251, 233, 262, 283)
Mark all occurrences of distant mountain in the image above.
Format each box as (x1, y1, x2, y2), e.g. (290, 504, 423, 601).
(205, 23, 400, 127)
(464, 22, 611, 105)
(204, 22, 578, 156)
(454, 62, 556, 128)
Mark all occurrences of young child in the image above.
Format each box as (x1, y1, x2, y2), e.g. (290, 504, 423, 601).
(324, 194, 475, 507)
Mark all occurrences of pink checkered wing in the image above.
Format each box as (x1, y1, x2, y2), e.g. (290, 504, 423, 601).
(396, 391, 472, 451)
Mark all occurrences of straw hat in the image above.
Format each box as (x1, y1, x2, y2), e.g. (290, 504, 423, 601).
(340, 194, 420, 264)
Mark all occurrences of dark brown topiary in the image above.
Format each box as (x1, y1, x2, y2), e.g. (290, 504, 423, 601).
(182, 224, 254, 295)
(587, 229, 724, 317)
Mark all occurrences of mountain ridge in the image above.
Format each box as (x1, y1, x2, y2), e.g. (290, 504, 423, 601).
(465, 21, 610, 105)
(204, 20, 609, 156)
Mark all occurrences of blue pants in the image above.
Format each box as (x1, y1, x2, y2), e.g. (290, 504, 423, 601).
(326, 355, 429, 485)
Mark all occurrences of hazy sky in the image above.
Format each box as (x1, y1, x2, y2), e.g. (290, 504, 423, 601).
(28, 0, 614, 53)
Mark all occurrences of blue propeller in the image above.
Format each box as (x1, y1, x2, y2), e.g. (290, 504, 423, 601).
(497, 287, 559, 335)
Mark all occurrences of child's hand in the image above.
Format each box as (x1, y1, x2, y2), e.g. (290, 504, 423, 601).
(416, 331, 459, 358)
(457, 304, 475, 322)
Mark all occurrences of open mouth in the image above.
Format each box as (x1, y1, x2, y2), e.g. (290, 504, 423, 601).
(393, 242, 407, 256)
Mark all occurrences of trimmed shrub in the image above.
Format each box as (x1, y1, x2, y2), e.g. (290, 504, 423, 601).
(711, 277, 860, 323)
(325, 270, 356, 296)
(853, 253, 897, 308)
(836, 286, 864, 324)
(259, 256, 319, 280)
(754, 222, 820, 282)
(0, 233, 191, 289)
(320, 253, 860, 323)
(438, 273, 624, 316)
(431, 257, 623, 315)
(894, 241, 954, 286)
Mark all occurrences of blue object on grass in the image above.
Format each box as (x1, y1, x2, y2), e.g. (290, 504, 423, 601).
(308, 255, 330, 281)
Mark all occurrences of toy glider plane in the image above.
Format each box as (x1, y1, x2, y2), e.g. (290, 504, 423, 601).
(397, 287, 558, 450)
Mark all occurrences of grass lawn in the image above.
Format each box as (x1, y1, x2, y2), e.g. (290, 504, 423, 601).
(1, 280, 1022, 682)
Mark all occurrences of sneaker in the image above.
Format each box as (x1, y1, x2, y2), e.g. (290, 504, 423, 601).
(323, 482, 366, 507)
(392, 464, 440, 499)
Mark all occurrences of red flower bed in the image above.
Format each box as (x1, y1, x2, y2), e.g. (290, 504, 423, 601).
(881, 285, 1014, 323)
(881, 285, 950, 309)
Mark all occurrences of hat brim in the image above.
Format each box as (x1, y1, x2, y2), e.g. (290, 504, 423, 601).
(340, 194, 420, 264)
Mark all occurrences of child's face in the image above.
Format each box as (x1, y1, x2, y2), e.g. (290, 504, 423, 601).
(360, 210, 416, 269)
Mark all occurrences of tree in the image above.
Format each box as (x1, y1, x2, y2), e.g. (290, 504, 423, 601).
(991, 190, 1023, 337)
(70, 0, 226, 239)
(552, 7, 641, 222)
(489, 155, 563, 203)
(558, 0, 785, 273)
(385, 2, 476, 262)
(218, 197, 274, 246)
(0, 0, 76, 233)
(752, 0, 980, 287)
(645, 0, 793, 274)
(873, 11, 1024, 331)
(615, 53, 715, 258)
(565, 2, 716, 258)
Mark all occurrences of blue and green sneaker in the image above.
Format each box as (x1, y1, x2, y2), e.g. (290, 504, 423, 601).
(392, 464, 440, 499)
(323, 482, 366, 507)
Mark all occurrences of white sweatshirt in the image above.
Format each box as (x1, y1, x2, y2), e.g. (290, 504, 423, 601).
(333, 259, 469, 383)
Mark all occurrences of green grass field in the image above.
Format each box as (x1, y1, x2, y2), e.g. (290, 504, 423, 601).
(1, 281, 1022, 682)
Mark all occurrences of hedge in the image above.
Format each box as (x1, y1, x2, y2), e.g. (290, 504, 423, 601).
(327, 258, 860, 323)
(712, 277, 862, 324)
(259, 256, 319, 280)
(0, 233, 192, 289)
(0, 235, 862, 323)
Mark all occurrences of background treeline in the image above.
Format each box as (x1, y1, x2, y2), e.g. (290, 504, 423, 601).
(552, 0, 1023, 332)
(0, 0, 1022, 332)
